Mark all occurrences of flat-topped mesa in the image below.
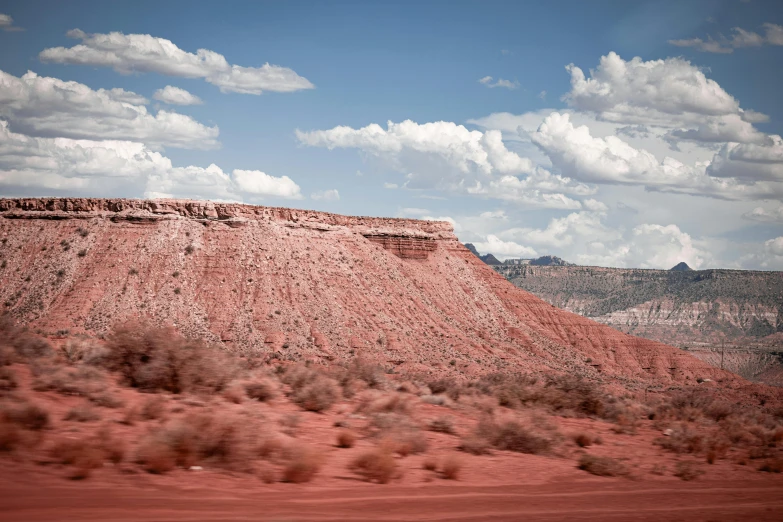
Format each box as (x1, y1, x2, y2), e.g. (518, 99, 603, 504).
(0, 197, 746, 389)
(0, 197, 454, 234)
(0, 198, 454, 259)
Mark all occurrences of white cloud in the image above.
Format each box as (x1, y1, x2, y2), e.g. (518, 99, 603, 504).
(629, 224, 707, 269)
(153, 85, 203, 106)
(310, 189, 340, 201)
(564, 52, 745, 127)
(707, 135, 783, 182)
(531, 112, 783, 200)
(742, 206, 783, 224)
(232, 169, 302, 199)
(383, 182, 398, 189)
(39, 29, 314, 95)
(669, 24, 783, 53)
(472, 235, 538, 260)
(0, 69, 218, 149)
(478, 76, 520, 90)
(740, 236, 783, 270)
(0, 120, 301, 201)
(538, 90, 547, 100)
(0, 13, 22, 32)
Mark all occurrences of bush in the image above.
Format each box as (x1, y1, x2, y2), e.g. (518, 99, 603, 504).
(440, 454, 462, 480)
(244, 378, 276, 402)
(572, 432, 594, 448)
(350, 447, 397, 483)
(459, 435, 491, 455)
(674, 461, 703, 481)
(0, 366, 17, 391)
(140, 396, 167, 420)
(0, 418, 21, 451)
(3, 400, 50, 430)
(428, 416, 456, 434)
(65, 403, 101, 422)
(578, 454, 628, 477)
(105, 322, 237, 393)
(49, 438, 105, 479)
(476, 419, 551, 454)
(337, 430, 356, 448)
(32, 363, 108, 397)
(281, 444, 322, 483)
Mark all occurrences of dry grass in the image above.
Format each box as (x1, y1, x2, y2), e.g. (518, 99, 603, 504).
(0, 366, 17, 392)
(572, 432, 595, 447)
(244, 377, 276, 402)
(32, 362, 107, 397)
(350, 447, 397, 483)
(459, 435, 492, 455)
(578, 454, 628, 477)
(2, 399, 50, 430)
(140, 395, 167, 420)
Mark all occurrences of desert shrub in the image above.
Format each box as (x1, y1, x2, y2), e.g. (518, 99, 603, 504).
(140, 396, 167, 420)
(59, 338, 107, 365)
(476, 419, 551, 454)
(244, 378, 277, 402)
(12, 335, 53, 359)
(370, 413, 429, 456)
(578, 454, 628, 477)
(350, 447, 397, 483)
(2, 400, 50, 430)
(440, 454, 462, 480)
(420, 394, 451, 407)
(422, 456, 438, 471)
(572, 432, 594, 448)
(655, 424, 705, 455)
(105, 322, 237, 393)
(49, 438, 105, 479)
(32, 362, 108, 397)
(341, 358, 386, 390)
(281, 443, 322, 483)
(758, 458, 783, 473)
(65, 402, 101, 422)
(0, 417, 21, 451)
(136, 410, 258, 473)
(705, 401, 734, 422)
(428, 416, 456, 434)
(459, 435, 492, 455)
(540, 375, 606, 417)
(282, 366, 340, 412)
(428, 377, 459, 398)
(356, 390, 412, 415)
(90, 391, 124, 409)
(674, 461, 703, 481)
(0, 366, 17, 391)
(337, 430, 356, 448)
(222, 381, 246, 404)
(257, 435, 286, 459)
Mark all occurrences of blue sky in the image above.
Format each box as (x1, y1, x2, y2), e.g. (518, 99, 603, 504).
(1, 0, 782, 269)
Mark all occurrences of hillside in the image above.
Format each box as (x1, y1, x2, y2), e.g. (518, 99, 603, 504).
(0, 198, 740, 389)
(492, 264, 783, 347)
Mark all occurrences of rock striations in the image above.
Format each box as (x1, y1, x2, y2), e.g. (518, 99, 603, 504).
(0, 198, 740, 388)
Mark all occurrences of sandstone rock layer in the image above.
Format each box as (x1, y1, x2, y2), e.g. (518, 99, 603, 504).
(0, 198, 738, 387)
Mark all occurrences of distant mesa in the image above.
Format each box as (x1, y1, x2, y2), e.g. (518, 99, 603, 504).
(463, 244, 571, 267)
(670, 262, 692, 271)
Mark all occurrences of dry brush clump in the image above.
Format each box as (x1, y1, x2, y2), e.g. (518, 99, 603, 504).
(281, 365, 341, 412)
(105, 322, 238, 394)
(280, 443, 323, 483)
(350, 446, 398, 484)
(578, 454, 629, 477)
(470, 418, 553, 455)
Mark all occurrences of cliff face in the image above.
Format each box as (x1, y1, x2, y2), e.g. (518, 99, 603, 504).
(494, 265, 783, 348)
(0, 198, 741, 388)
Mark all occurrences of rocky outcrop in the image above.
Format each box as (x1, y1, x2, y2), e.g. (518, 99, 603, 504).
(494, 264, 783, 348)
(0, 198, 743, 389)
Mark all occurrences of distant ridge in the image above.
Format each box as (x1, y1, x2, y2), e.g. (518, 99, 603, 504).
(670, 262, 692, 271)
(463, 244, 572, 267)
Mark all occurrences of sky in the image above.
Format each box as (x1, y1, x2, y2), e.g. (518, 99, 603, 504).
(1, 0, 782, 270)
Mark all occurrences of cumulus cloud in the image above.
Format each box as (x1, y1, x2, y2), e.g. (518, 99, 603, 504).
(310, 188, 340, 201)
(531, 112, 783, 200)
(232, 169, 302, 199)
(0, 120, 301, 201)
(153, 85, 203, 106)
(565, 52, 740, 122)
(0, 69, 218, 149)
(740, 236, 783, 270)
(0, 13, 23, 32)
(478, 76, 520, 90)
(472, 235, 538, 260)
(707, 135, 783, 182)
(669, 24, 783, 53)
(39, 29, 314, 95)
(742, 206, 783, 224)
